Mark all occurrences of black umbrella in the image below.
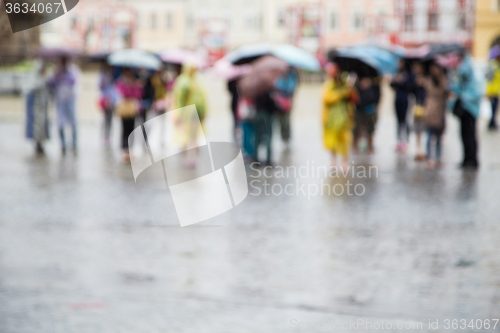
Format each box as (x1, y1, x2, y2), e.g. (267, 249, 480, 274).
(88, 52, 111, 63)
(423, 43, 467, 61)
(327, 49, 379, 78)
(225, 44, 272, 65)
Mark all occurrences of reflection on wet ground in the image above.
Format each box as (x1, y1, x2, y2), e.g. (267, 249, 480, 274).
(1, 77, 500, 332)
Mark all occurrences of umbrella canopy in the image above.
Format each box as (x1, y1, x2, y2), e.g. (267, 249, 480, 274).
(238, 55, 289, 99)
(328, 48, 381, 78)
(489, 45, 500, 60)
(88, 52, 111, 63)
(37, 47, 78, 59)
(225, 44, 272, 65)
(435, 52, 463, 69)
(423, 43, 466, 60)
(159, 49, 207, 69)
(346, 42, 406, 58)
(347, 46, 401, 75)
(212, 58, 251, 81)
(405, 45, 431, 60)
(271, 44, 321, 72)
(107, 49, 162, 70)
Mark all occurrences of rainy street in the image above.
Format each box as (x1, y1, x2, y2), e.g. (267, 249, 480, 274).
(1, 72, 500, 332)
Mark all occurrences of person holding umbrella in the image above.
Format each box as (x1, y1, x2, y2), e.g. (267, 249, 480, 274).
(445, 52, 483, 169)
(48, 56, 80, 155)
(272, 67, 299, 146)
(172, 62, 207, 168)
(114, 68, 143, 162)
(25, 60, 50, 155)
(238, 55, 289, 165)
(98, 64, 118, 147)
(424, 62, 448, 169)
(390, 59, 415, 153)
(411, 62, 427, 161)
(486, 45, 500, 130)
(322, 62, 358, 170)
(353, 76, 379, 155)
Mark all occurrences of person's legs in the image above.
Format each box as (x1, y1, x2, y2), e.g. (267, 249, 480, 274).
(279, 112, 291, 143)
(435, 134, 442, 163)
(104, 108, 113, 142)
(489, 97, 499, 129)
(395, 99, 409, 149)
(59, 127, 66, 154)
(71, 121, 77, 151)
(254, 114, 264, 162)
(264, 112, 273, 165)
(460, 111, 478, 167)
(426, 129, 432, 160)
(367, 113, 377, 154)
(121, 117, 135, 150)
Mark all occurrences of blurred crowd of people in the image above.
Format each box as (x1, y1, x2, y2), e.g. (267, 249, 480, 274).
(23, 44, 500, 172)
(320, 49, 499, 171)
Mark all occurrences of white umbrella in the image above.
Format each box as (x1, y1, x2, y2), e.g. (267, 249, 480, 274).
(108, 49, 162, 70)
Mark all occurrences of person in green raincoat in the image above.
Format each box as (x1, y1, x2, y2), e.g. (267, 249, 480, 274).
(172, 62, 208, 167)
(322, 62, 357, 170)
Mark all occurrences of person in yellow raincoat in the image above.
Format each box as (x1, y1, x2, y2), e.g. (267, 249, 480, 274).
(486, 52, 500, 130)
(322, 62, 357, 170)
(172, 62, 207, 167)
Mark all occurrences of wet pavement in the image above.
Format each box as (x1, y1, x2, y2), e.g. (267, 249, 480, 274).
(1, 72, 500, 332)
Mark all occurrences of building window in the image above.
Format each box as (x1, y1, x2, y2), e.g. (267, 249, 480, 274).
(166, 12, 173, 30)
(186, 15, 194, 30)
(457, 0, 467, 10)
(404, 0, 414, 12)
(492, 0, 500, 12)
(428, 12, 439, 30)
(277, 8, 286, 27)
(329, 11, 339, 31)
(457, 12, 466, 30)
(429, 0, 439, 11)
(404, 13, 413, 31)
(151, 12, 157, 30)
(245, 11, 260, 30)
(351, 11, 364, 31)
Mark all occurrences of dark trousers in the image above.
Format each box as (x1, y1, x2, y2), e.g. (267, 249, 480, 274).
(490, 97, 499, 128)
(277, 112, 291, 142)
(103, 108, 113, 140)
(426, 128, 442, 161)
(121, 117, 136, 150)
(459, 110, 478, 167)
(254, 112, 273, 164)
(395, 98, 409, 142)
(59, 124, 77, 150)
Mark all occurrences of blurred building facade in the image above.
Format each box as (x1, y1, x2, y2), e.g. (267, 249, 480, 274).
(33, 0, 499, 60)
(472, 0, 500, 58)
(40, 0, 137, 53)
(0, 9, 40, 63)
(394, 0, 474, 47)
(322, 0, 399, 48)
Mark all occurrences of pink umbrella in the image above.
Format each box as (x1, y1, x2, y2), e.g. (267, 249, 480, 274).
(435, 52, 463, 69)
(159, 49, 207, 69)
(405, 45, 431, 59)
(212, 58, 251, 81)
(37, 47, 78, 59)
(238, 55, 289, 99)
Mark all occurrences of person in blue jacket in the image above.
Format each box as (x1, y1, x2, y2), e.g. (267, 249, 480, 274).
(448, 53, 483, 169)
